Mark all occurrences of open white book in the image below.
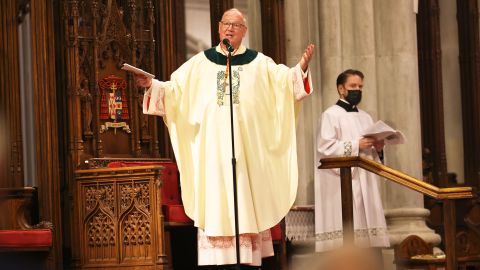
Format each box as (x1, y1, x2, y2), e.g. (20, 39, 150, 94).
(362, 120, 406, 145)
(121, 63, 155, 79)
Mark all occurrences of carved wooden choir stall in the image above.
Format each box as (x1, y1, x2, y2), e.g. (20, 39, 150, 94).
(75, 165, 167, 268)
(58, 0, 175, 268)
(0, 188, 53, 270)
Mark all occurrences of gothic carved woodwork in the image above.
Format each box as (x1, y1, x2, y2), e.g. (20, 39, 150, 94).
(395, 235, 434, 260)
(456, 197, 480, 256)
(394, 230, 480, 270)
(60, 1, 185, 268)
(456, 229, 480, 258)
(75, 165, 167, 269)
(63, 1, 156, 267)
(64, 0, 158, 160)
(393, 235, 445, 270)
(457, 0, 480, 190)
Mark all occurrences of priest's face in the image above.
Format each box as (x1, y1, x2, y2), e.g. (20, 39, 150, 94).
(218, 9, 247, 51)
(337, 75, 364, 98)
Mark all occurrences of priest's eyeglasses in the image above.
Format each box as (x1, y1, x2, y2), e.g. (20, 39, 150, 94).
(220, 21, 245, 29)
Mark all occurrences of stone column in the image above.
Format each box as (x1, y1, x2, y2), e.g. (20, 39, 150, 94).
(316, 0, 440, 252)
(283, 2, 322, 265)
(286, 2, 441, 269)
(373, 0, 440, 248)
(315, 0, 440, 267)
(285, 0, 322, 205)
(318, 0, 379, 116)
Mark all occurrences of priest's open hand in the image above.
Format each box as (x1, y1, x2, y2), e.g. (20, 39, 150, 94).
(299, 44, 315, 72)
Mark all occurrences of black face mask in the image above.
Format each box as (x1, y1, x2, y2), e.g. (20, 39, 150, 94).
(345, 89, 362, 105)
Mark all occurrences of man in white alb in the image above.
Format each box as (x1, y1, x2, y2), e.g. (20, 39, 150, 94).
(314, 69, 390, 254)
(136, 8, 315, 269)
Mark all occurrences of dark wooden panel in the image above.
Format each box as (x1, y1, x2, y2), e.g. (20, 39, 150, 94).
(59, 1, 82, 266)
(394, 235, 445, 269)
(457, 0, 480, 189)
(260, 0, 286, 64)
(0, 187, 53, 270)
(157, 0, 186, 80)
(29, 1, 63, 269)
(340, 167, 354, 244)
(416, 0, 448, 187)
(443, 199, 458, 270)
(456, 198, 480, 260)
(155, 0, 186, 160)
(0, 0, 24, 188)
(0, 187, 38, 230)
(209, 0, 234, 47)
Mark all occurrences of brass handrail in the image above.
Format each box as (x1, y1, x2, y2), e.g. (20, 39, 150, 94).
(318, 156, 473, 199)
(317, 156, 474, 270)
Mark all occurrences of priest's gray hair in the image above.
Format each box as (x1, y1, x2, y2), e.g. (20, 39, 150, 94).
(222, 8, 247, 25)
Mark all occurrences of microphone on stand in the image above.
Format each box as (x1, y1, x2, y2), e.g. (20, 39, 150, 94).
(222, 38, 235, 53)
(222, 36, 241, 270)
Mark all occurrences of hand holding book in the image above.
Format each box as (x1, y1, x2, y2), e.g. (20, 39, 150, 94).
(122, 63, 154, 88)
(362, 120, 406, 145)
(121, 63, 155, 78)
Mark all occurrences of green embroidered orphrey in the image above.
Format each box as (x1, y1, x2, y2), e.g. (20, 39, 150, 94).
(204, 47, 258, 106)
(216, 70, 240, 106)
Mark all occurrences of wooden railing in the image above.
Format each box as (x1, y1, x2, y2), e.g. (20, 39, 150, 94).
(318, 156, 474, 270)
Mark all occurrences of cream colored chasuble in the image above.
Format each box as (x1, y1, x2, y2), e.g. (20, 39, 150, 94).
(144, 45, 312, 237)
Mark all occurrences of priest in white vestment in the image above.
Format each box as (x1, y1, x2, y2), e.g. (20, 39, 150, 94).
(136, 8, 315, 268)
(314, 69, 390, 253)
